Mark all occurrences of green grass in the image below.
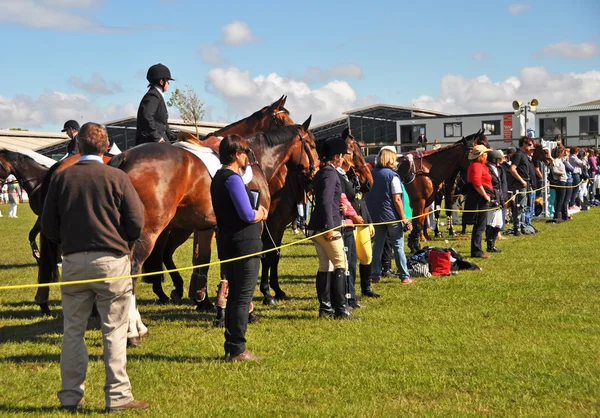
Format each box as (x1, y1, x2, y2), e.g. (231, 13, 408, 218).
(0, 203, 599, 417)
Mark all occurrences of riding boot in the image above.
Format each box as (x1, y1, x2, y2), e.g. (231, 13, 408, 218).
(487, 227, 502, 253)
(331, 268, 355, 319)
(485, 225, 494, 252)
(315, 271, 334, 317)
(359, 263, 380, 298)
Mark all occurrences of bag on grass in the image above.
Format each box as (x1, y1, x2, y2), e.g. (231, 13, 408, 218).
(428, 248, 451, 276)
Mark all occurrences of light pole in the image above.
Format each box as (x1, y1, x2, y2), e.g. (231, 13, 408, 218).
(512, 98, 538, 137)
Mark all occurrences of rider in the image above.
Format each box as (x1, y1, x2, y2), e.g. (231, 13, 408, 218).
(61, 120, 80, 159)
(135, 63, 177, 146)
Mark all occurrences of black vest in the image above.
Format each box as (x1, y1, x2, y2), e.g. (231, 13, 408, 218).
(210, 169, 263, 259)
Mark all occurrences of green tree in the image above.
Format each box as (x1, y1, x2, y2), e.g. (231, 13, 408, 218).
(167, 86, 205, 137)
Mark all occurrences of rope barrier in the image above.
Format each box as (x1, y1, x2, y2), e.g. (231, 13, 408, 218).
(0, 180, 591, 291)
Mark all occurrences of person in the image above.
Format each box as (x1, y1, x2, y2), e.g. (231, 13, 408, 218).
(432, 139, 441, 150)
(509, 137, 533, 236)
(61, 119, 80, 159)
(210, 134, 268, 360)
(486, 150, 507, 253)
(41, 122, 147, 413)
(550, 146, 568, 222)
(6, 174, 21, 218)
(569, 146, 585, 209)
(466, 144, 493, 258)
(307, 136, 355, 319)
(417, 132, 428, 147)
(365, 146, 413, 284)
(135, 63, 177, 146)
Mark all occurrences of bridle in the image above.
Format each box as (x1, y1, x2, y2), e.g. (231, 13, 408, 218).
(0, 157, 46, 199)
(271, 109, 288, 129)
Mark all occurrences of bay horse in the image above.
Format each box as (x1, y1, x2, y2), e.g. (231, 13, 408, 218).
(258, 134, 372, 305)
(140, 119, 318, 308)
(398, 131, 488, 253)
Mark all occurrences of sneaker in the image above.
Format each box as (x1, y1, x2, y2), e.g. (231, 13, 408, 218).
(400, 278, 414, 284)
(225, 349, 261, 362)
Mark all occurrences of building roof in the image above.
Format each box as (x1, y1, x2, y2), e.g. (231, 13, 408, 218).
(0, 129, 68, 152)
(575, 99, 600, 106)
(343, 104, 450, 121)
(103, 116, 228, 137)
(536, 104, 600, 114)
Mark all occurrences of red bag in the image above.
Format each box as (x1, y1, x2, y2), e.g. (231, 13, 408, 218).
(428, 249, 451, 276)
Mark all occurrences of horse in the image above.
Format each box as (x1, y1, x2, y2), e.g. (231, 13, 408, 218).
(0, 150, 52, 258)
(31, 97, 294, 322)
(139, 119, 318, 309)
(397, 131, 489, 253)
(258, 134, 371, 305)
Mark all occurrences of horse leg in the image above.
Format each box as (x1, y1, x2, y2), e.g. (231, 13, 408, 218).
(162, 228, 192, 304)
(190, 229, 215, 313)
(35, 233, 60, 316)
(143, 231, 170, 304)
(29, 218, 41, 261)
(270, 251, 288, 301)
(260, 256, 276, 305)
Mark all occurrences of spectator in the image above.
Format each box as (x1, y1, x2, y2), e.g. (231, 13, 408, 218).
(509, 137, 533, 236)
(365, 147, 413, 284)
(41, 122, 147, 413)
(6, 174, 21, 218)
(432, 139, 441, 150)
(550, 147, 568, 222)
(486, 150, 508, 253)
(569, 146, 585, 208)
(466, 145, 493, 258)
(417, 132, 428, 147)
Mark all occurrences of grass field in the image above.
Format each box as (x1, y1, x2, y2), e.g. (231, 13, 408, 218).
(0, 203, 599, 417)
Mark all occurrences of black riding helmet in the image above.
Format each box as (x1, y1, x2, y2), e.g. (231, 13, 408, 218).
(321, 136, 349, 160)
(146, 63, 174, 84)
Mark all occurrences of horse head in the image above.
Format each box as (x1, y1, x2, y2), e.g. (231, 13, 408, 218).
(396, 153, 416, 184)
(343, 135, 373, 189)
(262, 95, 295, 131)
(289, 115, 318, 182)
(532, 142, 553, 165)
(0, 150, 13, 181)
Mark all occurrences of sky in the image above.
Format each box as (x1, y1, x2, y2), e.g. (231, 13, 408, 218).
(0, 0, 599, 132)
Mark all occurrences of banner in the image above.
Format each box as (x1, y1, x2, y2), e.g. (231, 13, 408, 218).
(503, 114, 513, 142)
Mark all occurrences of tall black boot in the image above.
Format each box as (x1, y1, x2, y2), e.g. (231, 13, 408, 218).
(331, 268, 355, 319)
(359, 263, 380, 298)
(315, 271, 334, 317)
(485, 225, 494, 252)
(487, 227, 502, 253)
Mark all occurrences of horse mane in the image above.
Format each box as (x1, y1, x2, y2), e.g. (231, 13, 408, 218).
(211, 105, 289, 137)
(247, 125, 301, 147)
(0, 148, 46, 168)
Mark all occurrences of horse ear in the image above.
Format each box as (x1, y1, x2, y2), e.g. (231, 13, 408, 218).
(272, 95, 285, 110)
(281, 95, 287, 107)
(302, 115, 312, 131)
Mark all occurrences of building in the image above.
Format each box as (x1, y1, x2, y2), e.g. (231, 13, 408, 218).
(0, 129, 68, 153)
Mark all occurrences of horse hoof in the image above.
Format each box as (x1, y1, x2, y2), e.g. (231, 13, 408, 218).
(274, 291, 288, 301)
(156, 297, 170, 305)
(127, 337, 141, 347)
(170, 290, 183, 305)
(196, 299, 216, 313)
(262, 295, 276, 306)
(39, 303, 52, 317)
(248, 312, 260, 324)
(435, 232, 443, 238)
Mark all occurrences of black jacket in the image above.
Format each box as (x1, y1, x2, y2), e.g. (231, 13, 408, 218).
(487, 163, 508, 204)
(66, 135, 78, 157)
(135, 87, 176, 145)
(308, 164, 342, 231)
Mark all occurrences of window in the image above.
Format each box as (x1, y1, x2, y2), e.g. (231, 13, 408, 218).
(482, 120, 501, 135)
(539, 118, 567, 139)
(444, 123, 462, 138)
(580, 115, 599, 136)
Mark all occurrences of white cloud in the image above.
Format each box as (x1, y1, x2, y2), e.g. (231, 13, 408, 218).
(542, 41, 600, 59)
(0, 91, 136, 130)
(0, 0, 126, 32)
(508, 3, 530, 14)
(40, 0, 101, 7)
(472, 52, 487, 61)
(302, 64, 363, 83)
(411, 67, 600, 114)
(205, 67, 372, 124)
(68, 73, 123, 95)
(221, 21, 255, 45)
(198, 44, 224, 65)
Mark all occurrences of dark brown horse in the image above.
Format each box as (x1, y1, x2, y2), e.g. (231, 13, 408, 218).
(258, 135, 371, 305)
(398, 131, 489, 252)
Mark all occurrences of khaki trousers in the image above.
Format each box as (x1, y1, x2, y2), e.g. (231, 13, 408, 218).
(311, 231, 347, 271)
(58, 251, 133, 409)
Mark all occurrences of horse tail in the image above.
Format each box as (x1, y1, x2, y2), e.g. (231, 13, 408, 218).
(107, 152, 126, 169)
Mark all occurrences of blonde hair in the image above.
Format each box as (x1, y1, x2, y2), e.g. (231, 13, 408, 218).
(376, 149, 397, 169)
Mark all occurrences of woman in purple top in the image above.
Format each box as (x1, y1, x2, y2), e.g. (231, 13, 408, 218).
(210, 134, 268, 362)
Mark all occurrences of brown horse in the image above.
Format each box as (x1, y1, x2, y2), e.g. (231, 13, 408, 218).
(258, 135, 371, 305)
(121, 118, 312, 312)
(398, 131, 489, 252)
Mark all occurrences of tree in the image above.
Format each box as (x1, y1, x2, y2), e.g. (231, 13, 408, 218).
(167, 86, 205, 137)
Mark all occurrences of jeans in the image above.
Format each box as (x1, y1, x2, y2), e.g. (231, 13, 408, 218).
(570, 174, 581, 206)
(512, 187, 528, 231)
(371, 223, 409, 280)
(223, 256, 260, 357)
(525, 190, 536, 224)
(470, 198, 489, 256)
(553, 182, 568, 220)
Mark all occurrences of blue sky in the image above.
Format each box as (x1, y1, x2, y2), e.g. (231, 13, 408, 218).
(0, 0, 599, 132)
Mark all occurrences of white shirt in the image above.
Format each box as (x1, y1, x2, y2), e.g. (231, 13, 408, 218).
(391, 176, 402, 195)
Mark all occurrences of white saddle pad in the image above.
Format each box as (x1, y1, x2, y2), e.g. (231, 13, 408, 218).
(172, 141, 253, 184)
